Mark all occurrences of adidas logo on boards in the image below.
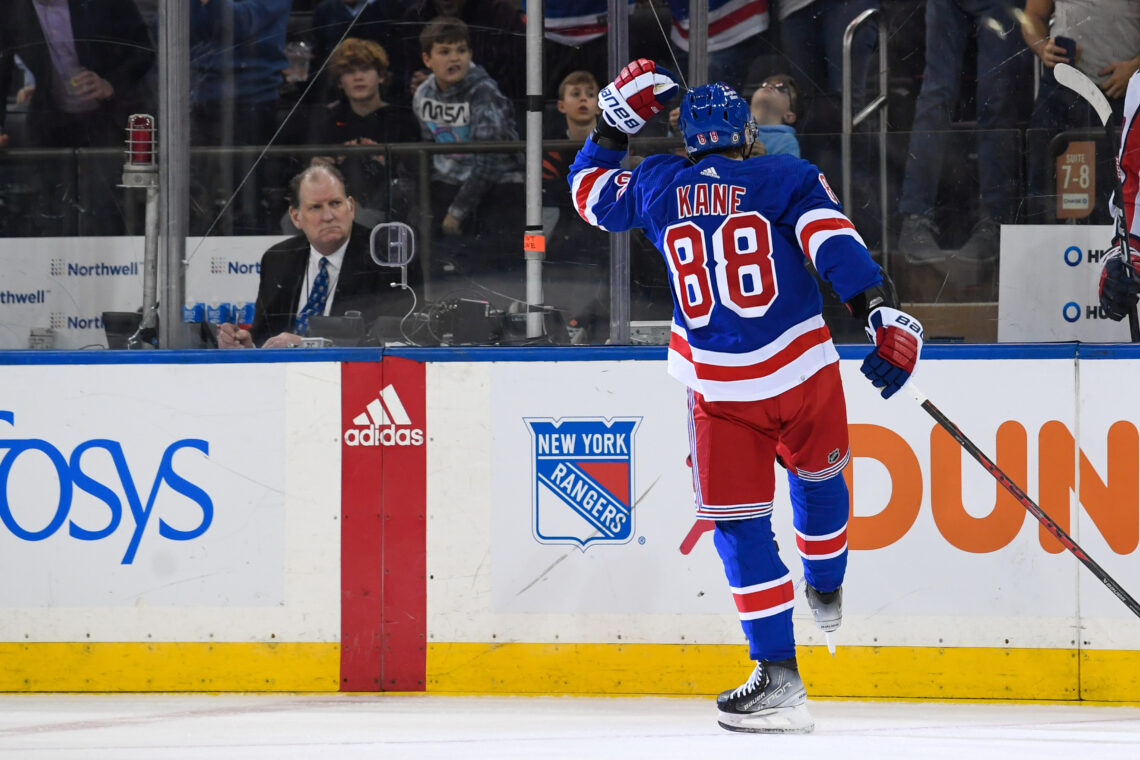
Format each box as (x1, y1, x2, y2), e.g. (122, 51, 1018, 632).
(344, 384, 424, 447)
(700, 166, 719, 178)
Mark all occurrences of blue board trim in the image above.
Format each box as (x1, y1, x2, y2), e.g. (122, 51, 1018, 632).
(0, 342, 1137, 366)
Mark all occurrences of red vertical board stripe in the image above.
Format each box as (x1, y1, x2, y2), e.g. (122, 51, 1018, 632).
(340, 358, 427, 691)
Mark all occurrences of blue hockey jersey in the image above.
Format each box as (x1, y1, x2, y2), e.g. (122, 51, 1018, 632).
(569, 139, 881, 401)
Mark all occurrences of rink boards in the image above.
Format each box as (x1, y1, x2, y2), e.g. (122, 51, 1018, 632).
(0, 346, 1137, 700)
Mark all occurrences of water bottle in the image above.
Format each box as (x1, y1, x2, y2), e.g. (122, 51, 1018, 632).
(234, 301, 256, 327)
(206, 301, 232, 324)
(182, 301, 206, 323)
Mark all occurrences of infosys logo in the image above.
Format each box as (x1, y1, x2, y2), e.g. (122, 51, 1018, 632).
(344, 384, 424, 447)
(0, 411, 212, 565)
(50, 259, 140, 277)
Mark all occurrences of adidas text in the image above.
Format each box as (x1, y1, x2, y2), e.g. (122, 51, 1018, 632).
(345, 425, 424, 447)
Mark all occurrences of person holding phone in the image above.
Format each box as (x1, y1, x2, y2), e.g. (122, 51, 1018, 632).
(1021, 0, 1140, 223)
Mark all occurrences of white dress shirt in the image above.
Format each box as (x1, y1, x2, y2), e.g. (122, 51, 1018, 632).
(294, 241, 348, 320)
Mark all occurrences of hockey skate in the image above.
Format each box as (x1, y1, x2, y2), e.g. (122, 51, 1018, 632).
(716, 658, 814, 734)
(803, 584, 842, 633)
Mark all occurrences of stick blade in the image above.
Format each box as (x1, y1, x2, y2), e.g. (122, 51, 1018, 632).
(1053, 63, 1113, 126)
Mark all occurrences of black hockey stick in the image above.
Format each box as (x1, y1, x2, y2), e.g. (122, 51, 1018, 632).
(905, 382, 1140, 620)
(1053, 63, 1140, 342)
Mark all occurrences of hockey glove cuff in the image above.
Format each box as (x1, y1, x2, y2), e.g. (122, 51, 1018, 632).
(861, 306, 923, 399)
(599, 58, 679, 135)
(1098, 243, 1140, 321)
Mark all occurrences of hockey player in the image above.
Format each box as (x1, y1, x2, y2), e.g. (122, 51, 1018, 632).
(1099, 70, 1140, 322)
(569, 60, 923, 733)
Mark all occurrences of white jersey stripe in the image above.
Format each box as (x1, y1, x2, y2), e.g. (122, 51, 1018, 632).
(668, 337, 838, 402)
(739, 599, 796, 620)
(730, 574, 793, 595)
(795, 524, 848, 543)
(673, 315, 828, 366)
(572, 167, 618, 228)
(797, 544, 848, 561)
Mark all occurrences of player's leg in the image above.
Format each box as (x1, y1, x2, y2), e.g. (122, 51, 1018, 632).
(788, 472, 848, 633)
(776, 363, 850, 632)
(686, 389, 814, 734)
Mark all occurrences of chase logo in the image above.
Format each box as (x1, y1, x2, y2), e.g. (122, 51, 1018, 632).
(525, 417, 640, 549)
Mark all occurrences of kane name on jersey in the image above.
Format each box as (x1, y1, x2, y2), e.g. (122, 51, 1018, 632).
(676, 183, 746, 218)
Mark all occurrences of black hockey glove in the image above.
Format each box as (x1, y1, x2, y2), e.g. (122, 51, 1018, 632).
(1099, 243, 1140, 321)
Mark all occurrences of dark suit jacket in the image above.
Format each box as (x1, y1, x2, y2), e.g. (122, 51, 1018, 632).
(250, 222, 413, 346)
(0, 0, 155, 142)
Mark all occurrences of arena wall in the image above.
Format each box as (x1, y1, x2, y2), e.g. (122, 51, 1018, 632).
(0, 346, 1137, 700)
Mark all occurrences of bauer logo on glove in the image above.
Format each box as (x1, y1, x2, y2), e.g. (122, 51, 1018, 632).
(861, 306, 923, 399)
(598, 58, 679, 135)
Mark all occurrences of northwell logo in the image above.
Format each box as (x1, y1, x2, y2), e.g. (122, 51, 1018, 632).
(50, 258, 140, 277)
(344, 384, 424, 447)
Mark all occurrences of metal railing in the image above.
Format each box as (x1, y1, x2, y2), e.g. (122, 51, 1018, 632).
(842, 8, 889, 271)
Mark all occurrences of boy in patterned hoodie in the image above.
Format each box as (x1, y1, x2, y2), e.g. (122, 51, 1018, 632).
(412, 16, 524, 282)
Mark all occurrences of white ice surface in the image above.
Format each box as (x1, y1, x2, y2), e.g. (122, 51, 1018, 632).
(0, 694, 1137, 760)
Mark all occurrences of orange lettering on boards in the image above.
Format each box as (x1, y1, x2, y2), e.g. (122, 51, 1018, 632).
(845, 424, 922, 550)
(930, 421, 1027, 553)
(1038, 420, 1139, 555)
(844, 421, 1138, 555)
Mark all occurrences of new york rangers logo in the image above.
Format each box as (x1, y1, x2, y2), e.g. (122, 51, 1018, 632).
(525, 417, 640, 549)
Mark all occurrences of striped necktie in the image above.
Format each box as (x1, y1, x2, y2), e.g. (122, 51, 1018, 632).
(295, 257, 330, 336)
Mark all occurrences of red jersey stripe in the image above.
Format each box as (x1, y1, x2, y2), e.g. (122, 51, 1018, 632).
(733, 578, 794, 614)
(799, 215, 856, 259)
(796, 531, 848, 556)
(670, 326, 832, 382)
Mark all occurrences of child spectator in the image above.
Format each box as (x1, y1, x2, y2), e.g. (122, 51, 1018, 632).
(309, 38, 420, 228)
(542, 71, 610, 341)
(413, 16, 524, 281)
(749, 74, 801, 158)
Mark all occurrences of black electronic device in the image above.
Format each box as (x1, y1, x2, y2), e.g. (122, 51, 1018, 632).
(307, 311, 367, 346)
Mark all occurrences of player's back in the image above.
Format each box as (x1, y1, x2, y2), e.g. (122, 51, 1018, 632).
(633, 151, 830, 356)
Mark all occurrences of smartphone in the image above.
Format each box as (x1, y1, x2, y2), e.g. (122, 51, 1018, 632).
(1055, 35, 1077, 65)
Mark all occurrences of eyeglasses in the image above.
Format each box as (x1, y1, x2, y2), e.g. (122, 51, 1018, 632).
(759, 81, 790, 95)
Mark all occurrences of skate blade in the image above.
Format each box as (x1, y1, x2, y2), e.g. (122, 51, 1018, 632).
(717, 703, 815, 734)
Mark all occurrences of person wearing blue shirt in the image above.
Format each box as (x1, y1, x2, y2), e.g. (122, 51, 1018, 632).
(750, 74, 801, 158)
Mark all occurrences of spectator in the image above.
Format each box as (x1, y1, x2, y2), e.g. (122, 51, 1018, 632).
(1022, 0, 1140, 224)
(525, 0, 632, 101)
(666, 0, 769, 94)
(307, 37, 419, 229)
(400, 0, 525, 101)
(308, 0, 406, 97)
(190, 0, 291, 234)
(542, 70, 610, 341)
(0, 0, 155, 234)
(217, 164, 413, 348)
(412, 17, 525, 281)
(896, 0, 1027, 265)
(775, 0, 878, 133)
(750, 74, 801, 157)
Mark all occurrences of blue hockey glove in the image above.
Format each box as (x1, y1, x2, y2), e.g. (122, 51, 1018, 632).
(861, 306, 923, 399)
(598, 58, 679, 135)
(1098, 243, 1140, 321)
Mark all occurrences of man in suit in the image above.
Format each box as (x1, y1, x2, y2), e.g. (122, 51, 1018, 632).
(217, 164, 412, 348)
(0, 0, 155, 234)
(0, 0, 154, 146)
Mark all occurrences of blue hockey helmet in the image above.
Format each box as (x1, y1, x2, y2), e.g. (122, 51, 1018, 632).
(678, 82, 757, 157)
